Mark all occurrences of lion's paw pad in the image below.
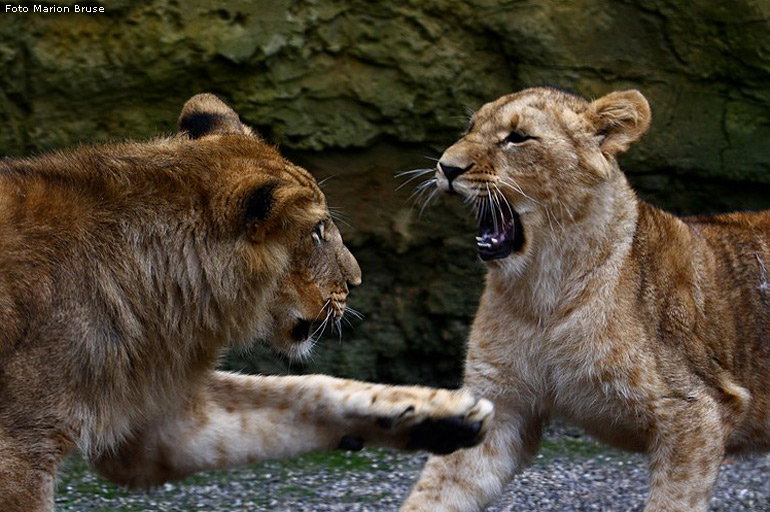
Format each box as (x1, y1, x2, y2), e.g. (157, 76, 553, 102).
(405, 397, 494, 455)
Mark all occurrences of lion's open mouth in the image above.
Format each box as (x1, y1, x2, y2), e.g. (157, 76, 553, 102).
(476, 203, 524, 261)
(290, 319, 319, 342)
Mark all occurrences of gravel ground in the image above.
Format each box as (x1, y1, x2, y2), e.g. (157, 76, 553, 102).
(56, 425, 770, 512)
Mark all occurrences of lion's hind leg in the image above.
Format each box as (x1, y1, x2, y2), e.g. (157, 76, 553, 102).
(644, 395, 726, 512)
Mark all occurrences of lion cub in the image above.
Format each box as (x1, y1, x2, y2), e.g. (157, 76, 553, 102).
(401, 87, 770, 512)
(0, 94, 492, 512)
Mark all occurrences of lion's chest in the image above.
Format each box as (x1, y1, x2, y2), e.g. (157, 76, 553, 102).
(472, 292, 657, 448)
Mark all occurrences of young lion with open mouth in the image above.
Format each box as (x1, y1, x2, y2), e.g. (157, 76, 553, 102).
(0, 94, 493, 512)
(402, 87, 770, 512)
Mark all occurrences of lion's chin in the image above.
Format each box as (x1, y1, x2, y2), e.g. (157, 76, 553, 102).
(271, 338, 316, 361)
(266, 319, 319, 361)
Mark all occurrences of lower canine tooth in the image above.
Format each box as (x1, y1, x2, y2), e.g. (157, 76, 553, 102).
(478, 242, 492, 248)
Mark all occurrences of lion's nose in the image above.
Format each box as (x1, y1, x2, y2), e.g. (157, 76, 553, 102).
(438, 162, 473, 187)
(343, 252, 362, 289)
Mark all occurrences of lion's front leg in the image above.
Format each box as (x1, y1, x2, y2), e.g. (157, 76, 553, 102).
(93, 370, 493, 488)
(0, 450, 57, 512)
(320, 376, 494, 454)
(0, 419, 75, 512)
(401, 404, 546, 512)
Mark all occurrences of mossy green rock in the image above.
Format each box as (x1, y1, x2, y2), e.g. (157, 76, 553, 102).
(3, 1, 770, 386)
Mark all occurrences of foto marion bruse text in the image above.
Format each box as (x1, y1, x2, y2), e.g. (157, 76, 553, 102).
(5, 4, 105, 13)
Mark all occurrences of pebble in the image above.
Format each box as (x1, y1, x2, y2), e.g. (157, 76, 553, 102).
(56, 430, 770, 511)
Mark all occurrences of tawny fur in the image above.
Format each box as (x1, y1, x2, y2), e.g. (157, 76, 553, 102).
(0, 94, 493, 512)
(401, 87, 770, 512)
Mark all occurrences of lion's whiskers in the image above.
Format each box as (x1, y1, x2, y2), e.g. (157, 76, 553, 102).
(344, 307, 364, 320)
(396, 168, 435, 191)
(315, 299, 332, 321)
(493, 183, 516, 225)
(308, 308, 333, 345)
(418, 187, 440, 218)
(407, 176, 439, 217)
(555, 198, 576, 223)
(329, 211, 354, 230)
(498, 176, 541, 206)
(486, 183, 500, 233)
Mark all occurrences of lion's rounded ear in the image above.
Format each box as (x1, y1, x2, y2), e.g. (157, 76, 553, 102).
(588, 90, 651, 156)
(245, 182, 278, 224)
(243, 181, 279, 242)
(178, 93, 255, 139)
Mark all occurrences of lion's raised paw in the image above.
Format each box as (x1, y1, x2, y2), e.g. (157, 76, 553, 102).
(365, 390, 494, 455)
(404, 397, 493, 454)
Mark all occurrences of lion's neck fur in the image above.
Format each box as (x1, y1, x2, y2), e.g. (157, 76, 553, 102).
(488, 173, 639, 325)
(1, 141, 287, 456)
(75, 215, 283, 456)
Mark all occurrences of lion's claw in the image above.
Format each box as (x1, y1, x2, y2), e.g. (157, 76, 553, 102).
(406, 415, 486, 454)
(355, 388, 493, 455)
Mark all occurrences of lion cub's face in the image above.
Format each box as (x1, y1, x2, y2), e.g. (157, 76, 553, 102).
(241, 182, 360, 359)
(434, 87, 650, 267)
(179, 94, 361, 359)
(267, 215, 362, 359)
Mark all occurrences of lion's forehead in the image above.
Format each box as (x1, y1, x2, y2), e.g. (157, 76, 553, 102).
(228, 152, 327, 211)
(270, 163, 325, 205)
(474, 88, 589, 134)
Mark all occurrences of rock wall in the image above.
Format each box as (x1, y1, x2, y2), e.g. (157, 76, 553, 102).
(3, 0, 770, 386)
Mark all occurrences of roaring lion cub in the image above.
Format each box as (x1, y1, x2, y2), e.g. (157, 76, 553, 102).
(401, 87, 770, 512)
(0, 94, 493, 511)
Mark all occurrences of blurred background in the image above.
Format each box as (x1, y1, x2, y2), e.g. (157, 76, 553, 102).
(3, 0, 770, 388)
